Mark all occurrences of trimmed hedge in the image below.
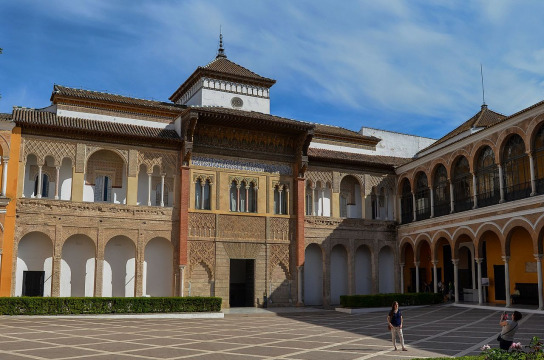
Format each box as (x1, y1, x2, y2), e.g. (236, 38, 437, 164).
(340, 292, 443, 308)
(0, 297, 222, 315)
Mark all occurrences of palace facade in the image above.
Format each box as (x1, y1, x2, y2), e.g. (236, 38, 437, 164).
(0, 41, 543, 310)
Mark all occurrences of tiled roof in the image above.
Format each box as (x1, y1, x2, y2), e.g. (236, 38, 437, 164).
(0, 113, 11, 121)
(308, 148, 410, 167)
(12, 108, 180, 141)
(421, 105, 506, 153)
(170, 57, 276, 102)
(52, 85, 184, 113)
(314, 124, 380, 144)
(186, 107, 314, 132)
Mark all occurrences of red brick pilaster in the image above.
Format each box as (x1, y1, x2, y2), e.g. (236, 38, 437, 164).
(179, 165, 190, 266)
(295, 176, 305, 267)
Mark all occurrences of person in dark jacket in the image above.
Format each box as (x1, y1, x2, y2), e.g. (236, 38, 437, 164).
(387, 301, 407, 351)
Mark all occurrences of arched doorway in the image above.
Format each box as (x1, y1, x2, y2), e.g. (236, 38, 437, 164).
(304, 244, 323, 305)
(330, 245, 348, 304)
(60, 235, 95, 297)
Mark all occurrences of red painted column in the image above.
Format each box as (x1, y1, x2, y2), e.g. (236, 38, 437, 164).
(178, 165, 190, 296)
(295, 175, 305, 305)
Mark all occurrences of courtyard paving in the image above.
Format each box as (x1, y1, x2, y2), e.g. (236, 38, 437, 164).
(0, 304, 543, 359)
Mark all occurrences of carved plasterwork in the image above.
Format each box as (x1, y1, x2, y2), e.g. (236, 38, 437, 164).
(192, 156, 292, 175)
(86, 145, 128, 164)
(229, 176, 258, 187)
(269, 244, 290, 278)
(23, 138, 76, 165)
(138, 151, 178, 175)
(189, 241, 215, 278)
(223, 242, 261, 259)
(269, 217, 294, 242)
(188, 213, 215, 238)
(218, 215, 265, 241)
(366, 174, 395, 195)
(306, 170, 332, 187)
(193, 173, 215, 184)
(28, 165, 57, 182)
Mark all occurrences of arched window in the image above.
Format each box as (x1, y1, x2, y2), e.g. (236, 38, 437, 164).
(156, 183, 170, 207)
(305, 183, 313, 216)
(230, 180, 238, 212)
(34, 173, 49, 198)
(194, 178, 210, 210)
(534, 125, 544, 194)
(400, 179, 413, 224)
(94, 175, 112, 202)
(502, 135, 531, 201)
(415, 172, 430, 221)
(475, 146, 499, 207)
(248, 182, 256, 213)
(274, 184, 288, 215)
(230, 180, 257, 213)
(433, 165, 450, 217)
(453, 157, 472, 212)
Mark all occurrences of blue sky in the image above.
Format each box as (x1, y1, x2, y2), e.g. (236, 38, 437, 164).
(2, 1, 544, 139)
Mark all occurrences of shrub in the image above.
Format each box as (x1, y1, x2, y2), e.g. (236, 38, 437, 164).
(0, 297, 222, 315)
(339, 292, 443, 308)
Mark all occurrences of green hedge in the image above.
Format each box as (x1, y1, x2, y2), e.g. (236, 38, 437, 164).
(340, 292, 443, 308)
(0, 297, 222, 315)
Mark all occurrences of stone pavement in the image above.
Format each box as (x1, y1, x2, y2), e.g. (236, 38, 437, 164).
(0, 304, 543, 359)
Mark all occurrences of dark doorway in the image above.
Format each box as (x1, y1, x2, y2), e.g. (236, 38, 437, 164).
(443, 245, 453, 287)
(22, 271, 45, 297)
(494, 265, 506, 301)
(229, 259, 255, 307)
(410, 268, 428, 292)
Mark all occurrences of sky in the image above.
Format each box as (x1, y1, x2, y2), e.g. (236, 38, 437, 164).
(1, 1, 544, 140)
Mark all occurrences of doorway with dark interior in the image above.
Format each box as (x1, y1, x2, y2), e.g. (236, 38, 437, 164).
(22, 270, 45, 297)
(229, 259, 255, 307)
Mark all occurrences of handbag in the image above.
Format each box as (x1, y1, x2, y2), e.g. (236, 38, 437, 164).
(497, 322, 518, 342)
(496, 334, 502, 342)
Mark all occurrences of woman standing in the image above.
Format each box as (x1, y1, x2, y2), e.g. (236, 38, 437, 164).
(387, 301, 407, 351)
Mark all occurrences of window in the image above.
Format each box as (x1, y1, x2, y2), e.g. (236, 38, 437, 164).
(305, 184, 313, 216)
(415, 173, 430, 220)
(94, 175, 112, 202)
(502, 135, 531, 201)
(195, 178, 210, 210)
(475, 146, 499, 208)
(452, 157, 473, 212)
(156, 183, 170, 207)
(230, 180, 257, 213)
(433, 165, 450, 217)
(274, 184, 288, 215)
(400, 179, 413, 224)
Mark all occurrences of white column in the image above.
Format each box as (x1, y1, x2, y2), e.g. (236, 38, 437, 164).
(201, 182, 206, 209)
(535, 254, 543, 310)
(476, 258, 483, 305)
(399, 263, 405, 294)
(1, 157, 8, 196)
(297, 266, 304, 306)
(503, 256, 511, 307)
(432, 260, 438, 293)
(160, 174, 165, 207)
(498, 165, 505, 203)
(285, 188, 289, 215)
(429, 188, 435, 218)
(472, 173, 478, 209)
(449, 181, 455, 213)
(54, 166, 60, 200)
(311, 186, 315, 216)
(179, 265, 185, 297)
(412, 193, 417, 221)
(471, 252, 476, 290)
(147, 173, 152, 206)
(415, 261, 420, 293)
(278, 189, 283, 214)
(37, 165, 43, 198)
(452, 259, 459, 303)
(529, 152, 537, 196)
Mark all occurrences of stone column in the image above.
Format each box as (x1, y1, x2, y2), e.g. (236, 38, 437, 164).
(449, 181, 455, 213)
(535, 254, 543, 310)
(429, 189, 435, 218)
(399, 262, 405, 294)
(179, 265, 185, 297)
(471, 252, 476, 290)
(54, 166, 60, 200)
(498, 165, 505, 203)
(432, 260, 438, 293)
(178, 165, 190, 295)
(160, 174, 165, 207)
(452, 259, 459, 303)
(51, 254, 62, 297)
(297, 265, 304, 306)
(472, 173, 478, 209)
(1, 157, 8, 196)
(147, 173, 152, 206)
(415, 261, 420, 293)
(320, 188, 325, 216)
(412, 192, 417, 222)
(476, 258, 483, 305)
(37, 165, 43, 198)
(503, 256, 511, 307)
(529, 152, 537, 196)
(310, 185, 315, 215)
(278, 188, 283, 214)
(285, 188, 290, 215)
(135, 240, 144, 297)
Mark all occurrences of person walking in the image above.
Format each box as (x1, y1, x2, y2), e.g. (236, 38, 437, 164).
(387, 301, 407, 351)
(498, 311, 522, 351)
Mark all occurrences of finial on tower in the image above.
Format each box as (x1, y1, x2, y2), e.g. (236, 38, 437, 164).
(217, 26, 227, 59)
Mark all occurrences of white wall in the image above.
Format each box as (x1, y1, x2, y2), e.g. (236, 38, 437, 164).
(347, 185, 362, 219)
(304, 244, 323, 306)
(355, 246, 372, 295)
(15, 233, 53, 297)
(143, 238, 173, 296)
(185, 88, 270, 114)
(379, 247, 395, 294)
(59, 158, 73, 200)
(103, 236, 135, 297)
(330, 245, 348, 304)
(360, 127, 436, 158)
(60, 236, 95, 297)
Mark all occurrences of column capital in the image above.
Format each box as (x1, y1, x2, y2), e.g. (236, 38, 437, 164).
(414, 261, 420, 267)
(451, 259, 459, 266)
(502, 255, 510, 263)
(431, 260, 438, 266)
(475, 258, 483, 264)
(178, 265, 186, 271)
(399, 262, 405, 267)
(297, 265, 304, 271)
(2, 156, 9, 162)
(534, 254, 543, 261)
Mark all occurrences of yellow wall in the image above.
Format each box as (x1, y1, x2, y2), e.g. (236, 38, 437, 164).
(484, 233, 502, 303)
(509, 228, 537, 290)
(0, 127, 21, 296)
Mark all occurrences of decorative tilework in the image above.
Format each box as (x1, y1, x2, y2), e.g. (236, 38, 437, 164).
(192, 156, 292, 175)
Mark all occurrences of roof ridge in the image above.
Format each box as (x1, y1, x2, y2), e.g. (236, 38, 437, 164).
(54, 85, 172, 105)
